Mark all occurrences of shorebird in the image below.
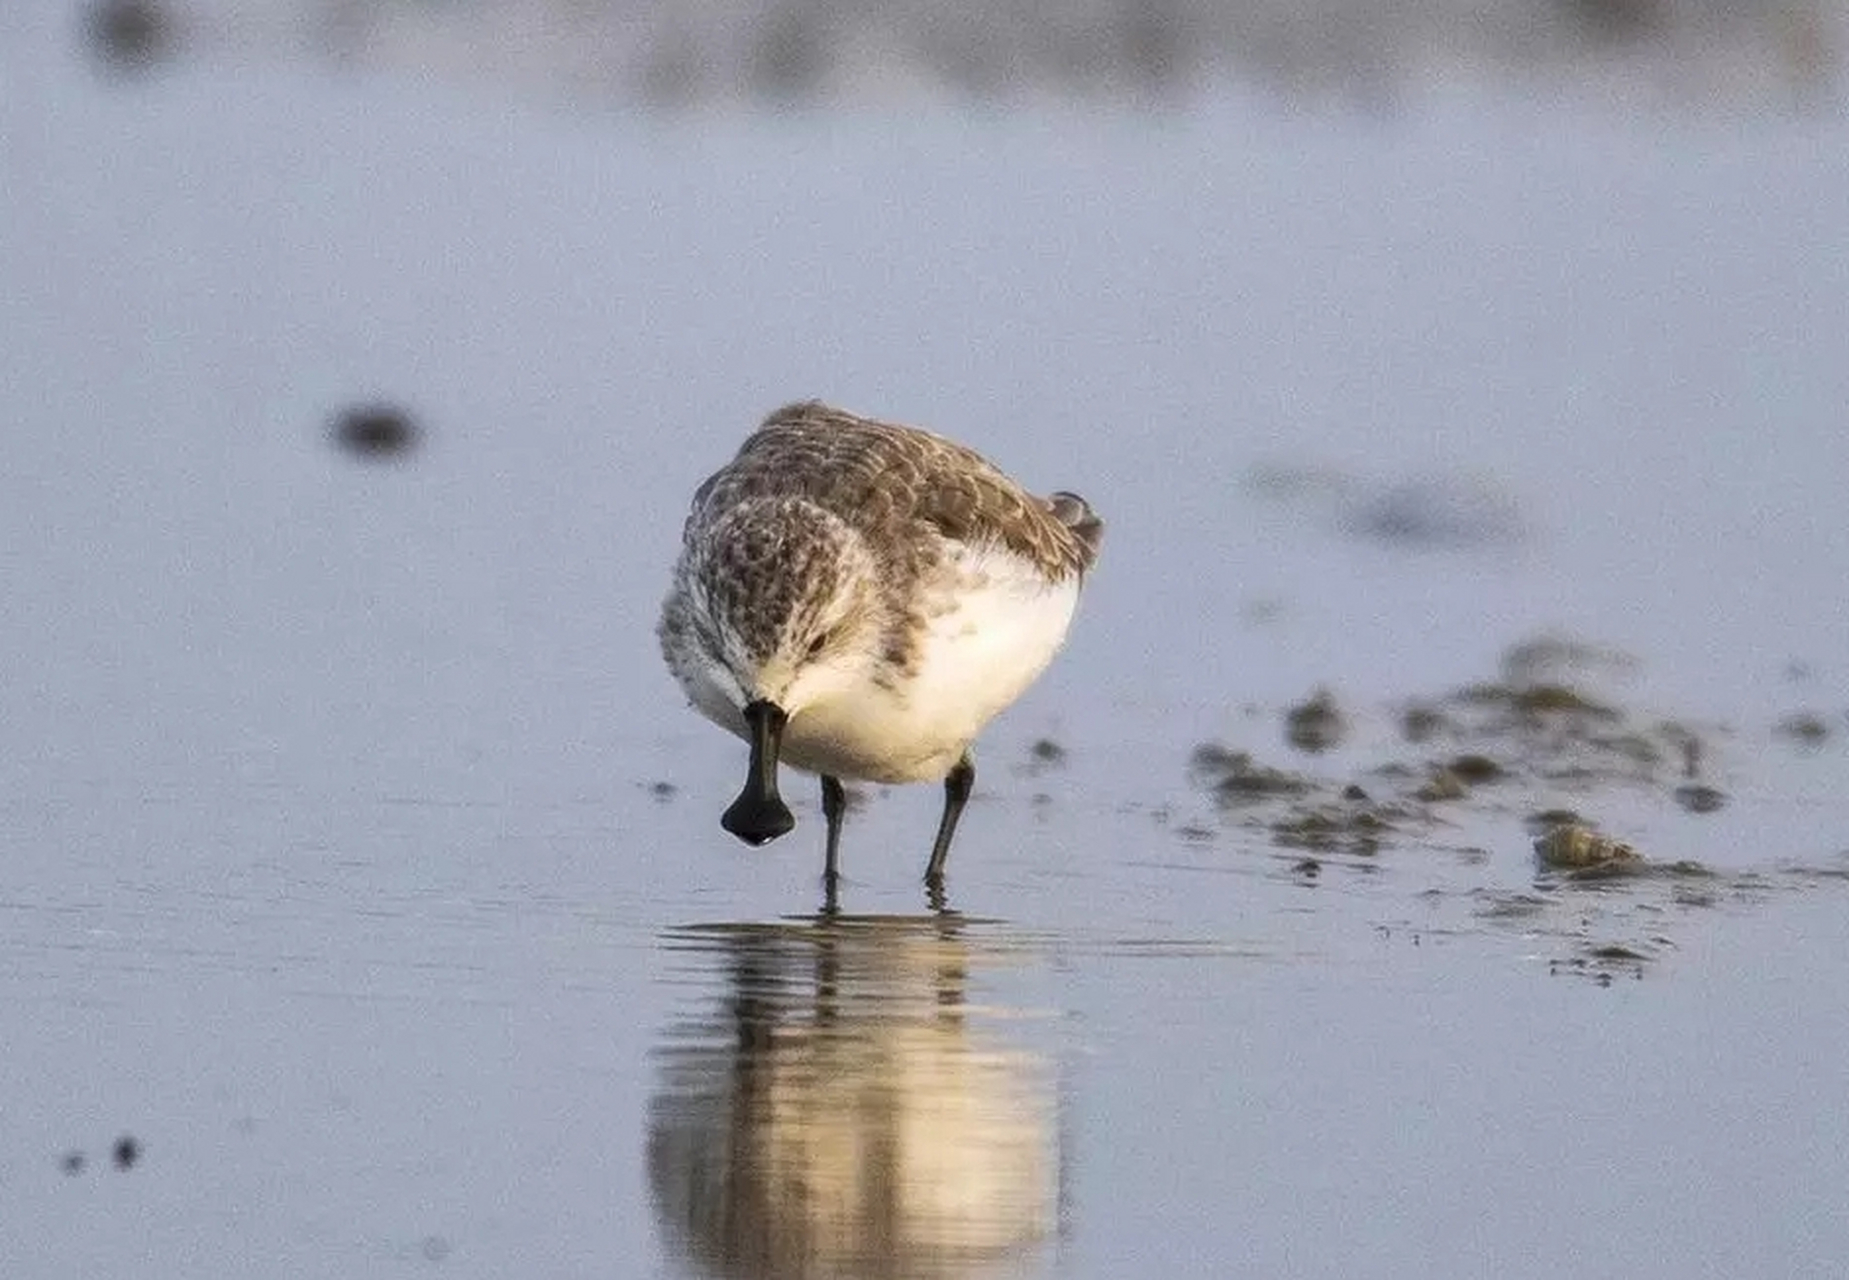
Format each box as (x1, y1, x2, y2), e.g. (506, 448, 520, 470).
(658, 401, 1102, 906)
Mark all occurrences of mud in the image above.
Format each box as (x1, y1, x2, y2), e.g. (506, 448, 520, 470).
(1183, 635, 1825, 970)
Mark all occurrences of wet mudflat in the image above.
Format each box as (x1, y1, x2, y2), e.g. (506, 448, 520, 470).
(6, 4, 1849, 1277)
(8, 730, 1847, 1279)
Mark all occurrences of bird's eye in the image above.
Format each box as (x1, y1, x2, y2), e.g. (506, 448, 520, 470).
(805, 631, 832, 659)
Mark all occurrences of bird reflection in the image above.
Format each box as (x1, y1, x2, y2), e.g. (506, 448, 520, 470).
(648, 914, 1060, 1280)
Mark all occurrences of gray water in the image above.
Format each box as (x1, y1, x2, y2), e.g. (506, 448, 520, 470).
(6, 2, 1849, 1276)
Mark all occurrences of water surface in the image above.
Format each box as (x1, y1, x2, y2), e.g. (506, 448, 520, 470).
(5, 5, 1849, 1276)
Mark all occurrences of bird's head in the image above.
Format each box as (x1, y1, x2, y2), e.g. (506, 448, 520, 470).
(679, 498, 888, 844)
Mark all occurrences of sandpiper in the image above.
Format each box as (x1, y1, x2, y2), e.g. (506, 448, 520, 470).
(658, 401, 1102, 907)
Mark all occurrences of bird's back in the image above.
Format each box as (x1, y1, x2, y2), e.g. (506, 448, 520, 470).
(688, 402, 1101, 582)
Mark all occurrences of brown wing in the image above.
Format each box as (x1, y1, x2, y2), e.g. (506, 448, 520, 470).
(703, 401, 1100, 580)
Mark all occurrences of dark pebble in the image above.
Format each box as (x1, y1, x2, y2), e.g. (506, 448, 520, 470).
(1284, 688, 1346, 753)
(332, 403, 421, 460)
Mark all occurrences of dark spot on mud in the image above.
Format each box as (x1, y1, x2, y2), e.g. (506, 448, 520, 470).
(1416, 755, 1506, 802)
(1292, 857, 1321, 878)
(1284, 689, 1346, 753)
(1344, 476, 1526, 549)
(61, 1151, 85, 1175)
(1341, 783, 1369, 801)
(1028, 738, 1068, 766)
(649, 780, 678, 802)
(112, 1135, 140, 1170)
(1192, 748, 1313, 804)
(332, 402, 421, 460)
(85, 0, 173, 70)
(1446, 753, 1505, 784)
(1244, 462, 1523, 550)
(1588, 943, 1649, 961)
(1274, 788, 1419, 858)
(1775, 711, 1830, 747)
(1271, 806, 1392, 856)
(1400, 703, 1447, 743)
(421, 1235, 452, 1262)
(1673, 783, 1726, 814)
(1188, 742, 1244, 777)
(1218, 764, 1314, 803)
(1659, 720, 1704, 778)
(1550, 950, 1647, 985)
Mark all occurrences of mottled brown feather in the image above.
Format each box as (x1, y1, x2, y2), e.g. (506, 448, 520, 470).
(687, 401, 1101, 583)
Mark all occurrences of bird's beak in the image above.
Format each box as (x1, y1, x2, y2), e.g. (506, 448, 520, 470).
(721, 699, 796, 845)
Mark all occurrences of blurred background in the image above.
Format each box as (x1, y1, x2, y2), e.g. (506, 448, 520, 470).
(53, 0, 1849, 105)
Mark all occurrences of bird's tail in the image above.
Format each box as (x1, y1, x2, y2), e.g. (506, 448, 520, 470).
(1047, 491, 1103, 565)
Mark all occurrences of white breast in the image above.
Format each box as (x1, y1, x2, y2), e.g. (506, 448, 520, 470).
(783, 545, 1083, 783)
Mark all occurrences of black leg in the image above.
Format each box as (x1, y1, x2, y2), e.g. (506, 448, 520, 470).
(820, 775, 845, 916)
(924, 754, 974, 888)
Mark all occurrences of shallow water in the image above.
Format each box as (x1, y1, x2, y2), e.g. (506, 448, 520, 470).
(6, 3, 1849, 1277)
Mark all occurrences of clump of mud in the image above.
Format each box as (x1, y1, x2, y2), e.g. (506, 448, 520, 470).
(1775, 711, 1831, 748)
(1284, 689, 1346, 754)
(1415, 753, 1508, 802)
(1400, 703, 1447, 744)
(1190, 746, 1414, 856)
(1270, 801, 1403, 858)
(1189, 745, 1313, 803)
(1673, 784, 1725, 814)
(1192, 634, 1718, 857)
(1392, 633, 1723, 796)
(1183, 633, 1768, 970)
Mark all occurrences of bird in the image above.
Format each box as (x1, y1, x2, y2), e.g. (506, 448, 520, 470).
(658, 400, 1102, 909)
